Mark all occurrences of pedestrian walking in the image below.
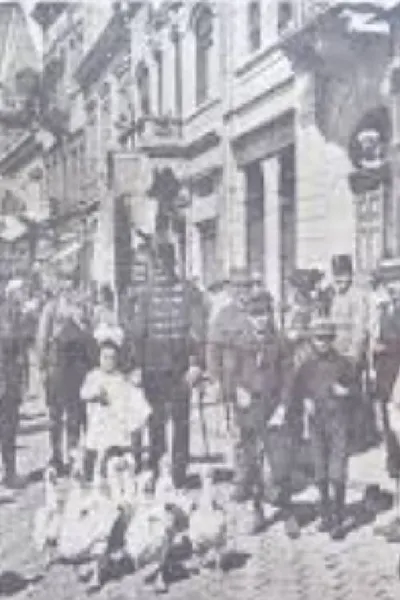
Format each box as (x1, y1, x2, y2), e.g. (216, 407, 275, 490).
(134, 241, 207, 488)
(0, 280, 26, 489)
(207, 267, 269, 533)
(93, 284, 118, 329)
(36, 267, 96, 475)
(294, 317, 357, 540)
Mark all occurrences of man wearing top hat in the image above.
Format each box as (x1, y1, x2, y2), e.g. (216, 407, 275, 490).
(329, 254, 370, 444)
(329, 255, 367, 364)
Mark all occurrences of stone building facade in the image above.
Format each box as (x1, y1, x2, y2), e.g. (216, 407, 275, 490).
(1, 1, 400, 317)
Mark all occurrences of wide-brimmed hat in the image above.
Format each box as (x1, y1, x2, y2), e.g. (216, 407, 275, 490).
(311, 317, 336, 339)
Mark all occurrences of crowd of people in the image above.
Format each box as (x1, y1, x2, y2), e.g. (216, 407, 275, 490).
(1, 241, 400, 578)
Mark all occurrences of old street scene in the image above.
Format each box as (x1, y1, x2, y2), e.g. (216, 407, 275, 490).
(5, 0, 400, 598)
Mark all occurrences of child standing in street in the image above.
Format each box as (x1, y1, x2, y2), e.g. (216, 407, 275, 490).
(80, 326, 151, 481)
(294, 317, 357, 540)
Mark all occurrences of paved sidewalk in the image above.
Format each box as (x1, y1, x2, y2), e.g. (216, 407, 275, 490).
(1, 394, 400, 600)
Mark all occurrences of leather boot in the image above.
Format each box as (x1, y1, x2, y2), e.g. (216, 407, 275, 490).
(317, 480, 331, 532)
(330, 482, 346, 540)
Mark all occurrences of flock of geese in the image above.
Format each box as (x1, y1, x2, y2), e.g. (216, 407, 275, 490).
(32, 452, 228, 594)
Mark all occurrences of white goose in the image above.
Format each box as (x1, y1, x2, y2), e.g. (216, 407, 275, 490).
(155, 454, 191, 534)
(32, 466, 61, 568)
(188, 466, 227, 570)
(124, 470, 174, 593)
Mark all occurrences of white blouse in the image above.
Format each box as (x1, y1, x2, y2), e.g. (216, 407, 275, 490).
(81, 368, 151, 452)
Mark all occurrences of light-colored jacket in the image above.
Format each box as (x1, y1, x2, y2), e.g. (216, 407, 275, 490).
(330, 285, 368, 364)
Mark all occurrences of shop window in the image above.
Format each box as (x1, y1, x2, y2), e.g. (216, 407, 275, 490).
(198, 218, 217, 288)
(245, 162, 264, 278)
(193, 5, 213, 106)
(154, 50, 164, 116)
(248, 1, 261, 52)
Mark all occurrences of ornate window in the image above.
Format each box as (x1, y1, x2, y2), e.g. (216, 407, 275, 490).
(248, 1, 261, 52)
(136, 61, 151, 116)
(193, 5, 213, 107)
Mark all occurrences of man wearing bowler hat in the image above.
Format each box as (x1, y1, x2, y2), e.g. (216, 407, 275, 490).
(207, 266, 267, 533)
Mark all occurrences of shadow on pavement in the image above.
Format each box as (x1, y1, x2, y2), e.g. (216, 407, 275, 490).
(0, 571, 43, 597)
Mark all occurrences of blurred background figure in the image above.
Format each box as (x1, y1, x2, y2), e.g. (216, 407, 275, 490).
(93, 284, 118, 329)
(0, 279, 26, 488)
(207, 277, 231, 326)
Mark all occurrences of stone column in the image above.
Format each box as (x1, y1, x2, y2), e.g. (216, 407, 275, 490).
(225, 156, 247, 275)
(262, 155, 281, 309)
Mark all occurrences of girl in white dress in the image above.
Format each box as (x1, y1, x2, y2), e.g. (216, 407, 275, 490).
(80, 330, 151, 479)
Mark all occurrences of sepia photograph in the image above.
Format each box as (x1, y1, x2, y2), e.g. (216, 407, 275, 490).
(1, 0, 400, 598)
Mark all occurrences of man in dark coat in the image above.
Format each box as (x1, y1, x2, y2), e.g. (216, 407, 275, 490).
(293, 317, 357, 540)
(134, 242, 207, 487)
(0, 285, 26, 488)
(207, 267, 270, 532)
(37, 269, 96, 475)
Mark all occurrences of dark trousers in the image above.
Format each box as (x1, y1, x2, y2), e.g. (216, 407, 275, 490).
(143, 369, 190, 485)
(0, 395, 20, 478)
(310, 420, 348, 485)
(47, 393, 84, 465)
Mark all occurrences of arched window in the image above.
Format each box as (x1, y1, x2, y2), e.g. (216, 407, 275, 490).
(248, 1, 261, 52)
(136, 61, 151, 116)
(193, 5, 213, 107)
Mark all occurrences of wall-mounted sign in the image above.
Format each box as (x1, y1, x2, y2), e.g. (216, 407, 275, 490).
(349, 106, 391, 171)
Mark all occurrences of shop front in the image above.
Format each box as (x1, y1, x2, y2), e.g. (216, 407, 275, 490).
(232, 111, 296, 315)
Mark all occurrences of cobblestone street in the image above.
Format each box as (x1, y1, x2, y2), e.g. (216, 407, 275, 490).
(1, 393, 400, 600)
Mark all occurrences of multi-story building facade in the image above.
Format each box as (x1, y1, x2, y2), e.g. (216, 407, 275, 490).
(0, 2, 42, 279)
(2, 1, 399, 317)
